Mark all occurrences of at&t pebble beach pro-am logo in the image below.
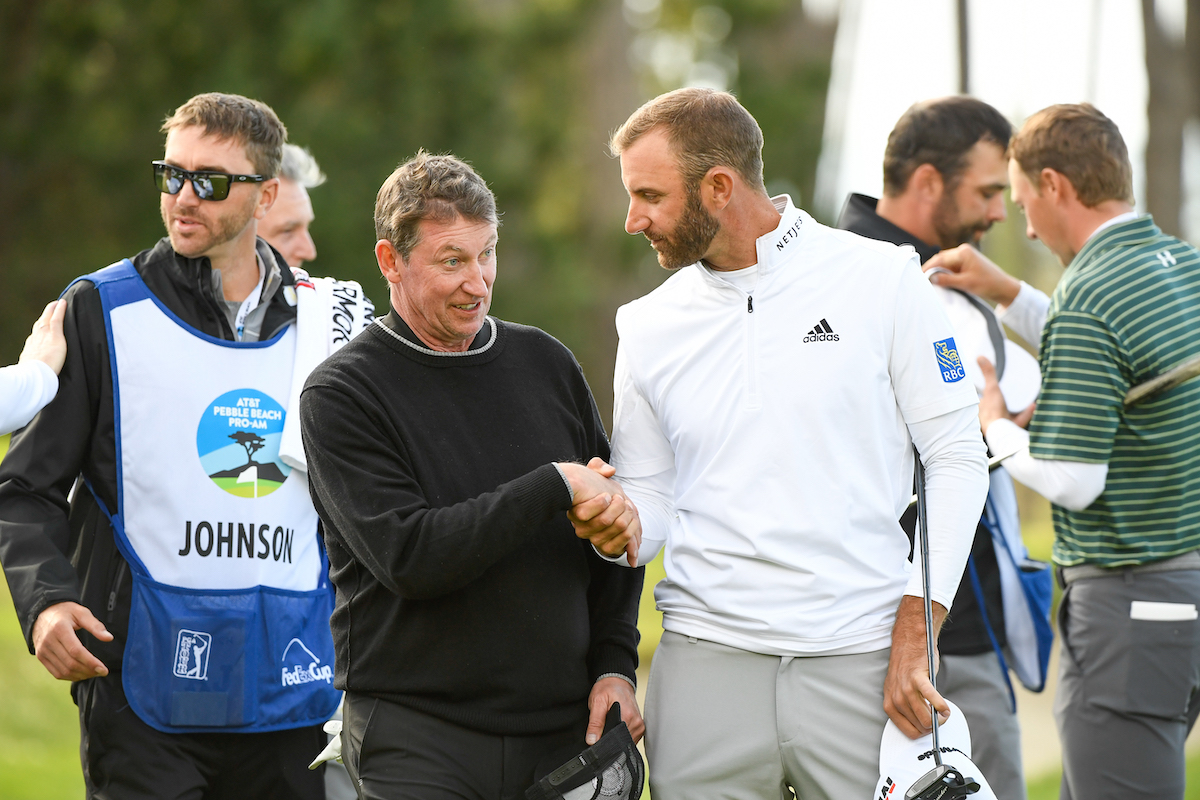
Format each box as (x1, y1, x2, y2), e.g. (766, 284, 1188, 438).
(196, 389, 291, 498)
(934, 337, 966, 383)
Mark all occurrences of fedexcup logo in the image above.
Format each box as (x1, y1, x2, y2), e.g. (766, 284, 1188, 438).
(281, 637, 333, 687)
(196, 389, 291, 498)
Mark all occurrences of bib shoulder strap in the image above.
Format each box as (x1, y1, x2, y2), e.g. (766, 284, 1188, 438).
(64, 259, 147, 310)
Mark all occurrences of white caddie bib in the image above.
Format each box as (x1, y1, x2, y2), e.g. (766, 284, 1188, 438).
(110, 293, 321, 591)
(81, 259, 338, 734)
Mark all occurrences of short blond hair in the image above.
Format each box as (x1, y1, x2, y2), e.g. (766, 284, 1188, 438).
(161, 92, 286, 178)
(610, 88, 766, 193)
(374, 150, 499, 260)
(1009, 103, 1133, 207)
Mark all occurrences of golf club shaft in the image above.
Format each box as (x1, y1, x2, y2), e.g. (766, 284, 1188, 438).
(913, 446, 941, 765)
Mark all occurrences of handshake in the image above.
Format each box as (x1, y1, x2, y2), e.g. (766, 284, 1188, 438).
(557, 458, 642, 566)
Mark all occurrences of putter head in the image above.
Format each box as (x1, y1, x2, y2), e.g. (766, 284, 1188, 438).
(904, 764, 980, 800)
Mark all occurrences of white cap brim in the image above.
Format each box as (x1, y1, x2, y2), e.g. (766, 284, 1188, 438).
(874, 700, 998, 800)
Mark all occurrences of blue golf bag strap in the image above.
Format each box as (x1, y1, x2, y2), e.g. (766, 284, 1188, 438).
(966, 554, 1017, 713)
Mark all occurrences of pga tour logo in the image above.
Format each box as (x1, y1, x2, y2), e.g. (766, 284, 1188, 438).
(281, 637, 333, 687)
(174, 629, 212, 681)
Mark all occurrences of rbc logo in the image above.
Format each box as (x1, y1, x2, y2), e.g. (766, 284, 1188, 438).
(934, 338, 966, 383)
(174, 629, 212, 680)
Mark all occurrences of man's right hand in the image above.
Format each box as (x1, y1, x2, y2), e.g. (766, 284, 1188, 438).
(558, 459, 641, 564)
(32, 601, 112, 681)
(924, 244, 1021, 307)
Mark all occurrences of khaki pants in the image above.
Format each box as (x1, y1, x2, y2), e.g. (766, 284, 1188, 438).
(644, 632, 889, 800)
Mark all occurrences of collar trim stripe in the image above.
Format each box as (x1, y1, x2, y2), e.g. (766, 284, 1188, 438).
(374, 316, 497, 357)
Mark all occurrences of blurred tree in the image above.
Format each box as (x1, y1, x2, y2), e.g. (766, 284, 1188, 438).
(0, 0, 835, 425)
(1142, 0, 1191, 236)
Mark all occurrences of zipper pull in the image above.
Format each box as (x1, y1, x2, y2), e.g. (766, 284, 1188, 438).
(747, 296, 754, 313)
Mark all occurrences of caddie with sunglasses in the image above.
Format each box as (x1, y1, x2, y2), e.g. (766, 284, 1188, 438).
(0, 92, 373, 800)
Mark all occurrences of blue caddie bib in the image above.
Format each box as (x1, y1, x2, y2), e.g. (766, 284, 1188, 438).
(81, 259, 339, 734)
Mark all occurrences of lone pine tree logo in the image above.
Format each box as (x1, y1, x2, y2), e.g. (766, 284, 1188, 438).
(196, 389, 291, 498)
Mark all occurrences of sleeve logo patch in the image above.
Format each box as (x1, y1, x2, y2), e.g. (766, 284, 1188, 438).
(934, 338, 966, 383)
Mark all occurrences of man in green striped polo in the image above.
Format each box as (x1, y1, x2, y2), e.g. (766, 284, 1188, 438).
(944, 103, 1200, 800)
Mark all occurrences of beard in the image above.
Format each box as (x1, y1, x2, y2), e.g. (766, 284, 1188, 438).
(931, 191, 993, 249)
(649, 185, 720, 271)
(162, 191, 258, 258)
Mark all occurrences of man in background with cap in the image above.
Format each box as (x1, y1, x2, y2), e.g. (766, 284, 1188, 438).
(839, 96, 1046, 800)
(939, 102, 1200, 800)
(597, 87, 989, 800)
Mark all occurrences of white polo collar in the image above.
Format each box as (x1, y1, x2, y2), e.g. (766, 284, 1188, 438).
(697, 195, 805, 289)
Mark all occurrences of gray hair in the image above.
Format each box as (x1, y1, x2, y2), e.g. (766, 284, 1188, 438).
(280, 144, 326, 188)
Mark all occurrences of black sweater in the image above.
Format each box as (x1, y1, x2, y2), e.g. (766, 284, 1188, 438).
(299, 311, 643, 735)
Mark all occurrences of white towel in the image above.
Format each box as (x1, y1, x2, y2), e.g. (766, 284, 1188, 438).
(279, 270, 375, 472)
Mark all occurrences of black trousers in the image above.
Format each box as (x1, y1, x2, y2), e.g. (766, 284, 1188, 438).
(76, 672, 327, 800)
(341, 693, 586, 800)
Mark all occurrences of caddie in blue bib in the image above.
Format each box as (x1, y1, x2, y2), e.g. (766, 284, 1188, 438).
(80, 259, 338, 734)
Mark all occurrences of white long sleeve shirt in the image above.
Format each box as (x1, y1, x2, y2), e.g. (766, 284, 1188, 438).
(0, 361, 58, 436)
(611, 198, 989, 656)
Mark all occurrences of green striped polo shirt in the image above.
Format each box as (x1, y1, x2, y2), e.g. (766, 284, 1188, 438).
(1030, 215, 1200, 567)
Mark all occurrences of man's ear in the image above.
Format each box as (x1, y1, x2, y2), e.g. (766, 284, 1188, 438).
(376, 239, 403, 284)
(702, 166, 737, 212)
(908, 163, 945, 204)
(254, 178, 280, 220)
(1040, 168, 1075, 206)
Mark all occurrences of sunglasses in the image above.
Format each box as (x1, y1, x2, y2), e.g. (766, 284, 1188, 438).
(152, 160, 266, 202)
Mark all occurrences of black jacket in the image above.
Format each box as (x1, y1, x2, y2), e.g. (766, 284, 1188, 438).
(837, 193, 1005, 654)
(0, 238, 298, 670)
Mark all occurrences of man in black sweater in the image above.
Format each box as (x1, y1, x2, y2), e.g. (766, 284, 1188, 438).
(299, 151, 644, 800)
(838, 97, 1034, 800)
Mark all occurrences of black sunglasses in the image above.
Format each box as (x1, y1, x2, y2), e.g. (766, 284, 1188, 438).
(152, 160, 266, 202)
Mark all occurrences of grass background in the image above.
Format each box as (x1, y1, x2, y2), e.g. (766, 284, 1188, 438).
(4, 429, 1200, 798)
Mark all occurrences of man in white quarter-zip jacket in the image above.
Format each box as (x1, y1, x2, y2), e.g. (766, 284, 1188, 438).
(591, 88, 990, 800)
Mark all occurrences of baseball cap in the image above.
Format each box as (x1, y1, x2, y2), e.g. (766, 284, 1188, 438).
(526, 703, 644, 800)
(875, 700, 997, 800)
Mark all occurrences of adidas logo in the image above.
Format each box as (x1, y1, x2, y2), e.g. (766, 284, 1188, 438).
(803, 318, 840, 343)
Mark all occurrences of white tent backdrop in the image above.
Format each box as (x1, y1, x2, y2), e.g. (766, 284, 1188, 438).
(812, 0, 1152, 222)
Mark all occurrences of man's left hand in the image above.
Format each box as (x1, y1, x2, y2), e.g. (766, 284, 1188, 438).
(977, 356, 1035, 435)
(586, 675, 644, 745)
(883, 595, 950, 739)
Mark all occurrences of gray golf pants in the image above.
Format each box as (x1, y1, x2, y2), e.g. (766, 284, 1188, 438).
(939, 652, 1025, 800)
(644, 632, 889, 800)
(1055, 567, 1200, 800)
